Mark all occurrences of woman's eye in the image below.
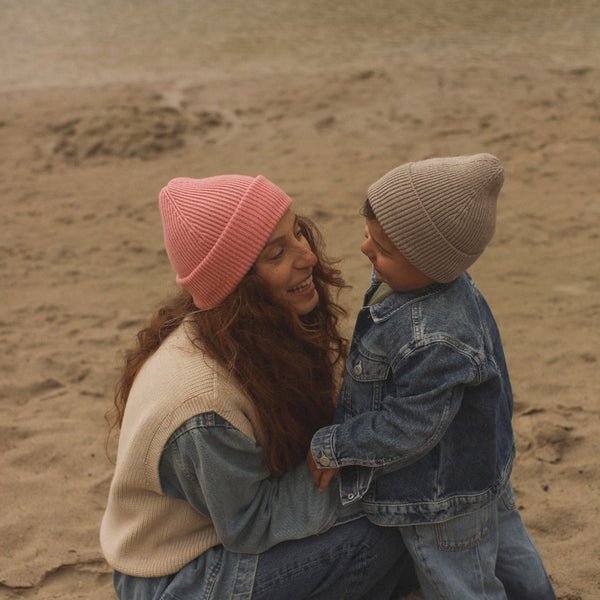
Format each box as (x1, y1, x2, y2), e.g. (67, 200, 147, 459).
(294, 228, 304, 240)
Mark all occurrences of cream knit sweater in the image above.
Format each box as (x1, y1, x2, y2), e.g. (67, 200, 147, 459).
(100, 322, 264, 577)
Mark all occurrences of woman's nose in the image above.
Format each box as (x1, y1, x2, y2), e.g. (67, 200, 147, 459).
(295, 243, 317, 268)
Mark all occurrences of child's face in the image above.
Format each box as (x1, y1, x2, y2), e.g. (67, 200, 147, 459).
(361, 219, 435, 292)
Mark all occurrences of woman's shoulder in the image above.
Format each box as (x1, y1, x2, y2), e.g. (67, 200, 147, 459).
(135, 322, 215, 393)
(120, 321, 261, 454)
(135, 321, 261, 439)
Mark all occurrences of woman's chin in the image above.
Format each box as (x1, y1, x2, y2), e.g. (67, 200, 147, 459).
(290, 288, 319, 316)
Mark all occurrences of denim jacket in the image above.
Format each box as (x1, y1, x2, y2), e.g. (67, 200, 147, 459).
(311, 272, 515, 526)
(115, 412, 348, 599)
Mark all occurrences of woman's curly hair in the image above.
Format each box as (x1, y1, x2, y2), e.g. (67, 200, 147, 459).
(107, 216, 348, 476)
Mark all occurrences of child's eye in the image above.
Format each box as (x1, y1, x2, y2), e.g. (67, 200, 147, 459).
(374, 241, 389, 256)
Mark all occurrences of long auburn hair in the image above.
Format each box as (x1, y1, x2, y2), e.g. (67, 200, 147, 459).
(107, 216, 348, 476)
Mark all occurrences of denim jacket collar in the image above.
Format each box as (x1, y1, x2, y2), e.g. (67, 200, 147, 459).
(365, 272, 453, 324)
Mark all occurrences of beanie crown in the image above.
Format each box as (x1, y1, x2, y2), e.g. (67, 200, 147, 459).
(159, 174, 292, 309)
(367, 153, 504, 283)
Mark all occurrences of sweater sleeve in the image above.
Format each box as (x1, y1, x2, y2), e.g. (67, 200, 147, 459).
(159, 412, 341, 554)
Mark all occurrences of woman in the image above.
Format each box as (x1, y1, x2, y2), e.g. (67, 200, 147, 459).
(100, 174, 417, 599)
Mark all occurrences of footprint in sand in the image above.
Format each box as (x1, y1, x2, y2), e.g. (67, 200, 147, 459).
(532, 420, 577, 464)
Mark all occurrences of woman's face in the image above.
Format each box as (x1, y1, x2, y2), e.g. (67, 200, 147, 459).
(254, 210, 319, 315)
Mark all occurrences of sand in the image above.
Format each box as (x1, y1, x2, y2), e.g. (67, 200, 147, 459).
(1, 1, 598, 598)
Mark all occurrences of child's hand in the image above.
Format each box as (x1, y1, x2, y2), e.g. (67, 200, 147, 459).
(307, 450, 340, 492)
(306, 450, 321, 484)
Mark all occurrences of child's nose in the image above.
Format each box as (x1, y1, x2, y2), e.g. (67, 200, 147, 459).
(361, 238, 372, 258)
(361, 226, 371, 255)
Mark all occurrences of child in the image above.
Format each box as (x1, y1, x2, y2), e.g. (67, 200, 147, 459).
(308, 154, 556, 599)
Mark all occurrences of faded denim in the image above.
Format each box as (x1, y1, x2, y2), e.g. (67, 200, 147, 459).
(311, 271, 555, 597)
(400, 484, 555, 599)
(113, 412, 418, 599)
(113, 518, 417, 600)
(311, 272, 515, 523)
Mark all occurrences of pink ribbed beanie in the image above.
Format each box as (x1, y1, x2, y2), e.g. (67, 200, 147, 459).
(367, 153, 504, 283)
(159, 174, 292, 309)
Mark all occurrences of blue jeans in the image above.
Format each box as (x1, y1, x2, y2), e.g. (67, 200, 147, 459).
(399, 484, 556, 600)
(114, 517, 418, 599)
(252, 516, 417, 599)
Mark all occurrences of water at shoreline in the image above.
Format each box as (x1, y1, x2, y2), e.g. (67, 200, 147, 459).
(1, 0, 598, 91)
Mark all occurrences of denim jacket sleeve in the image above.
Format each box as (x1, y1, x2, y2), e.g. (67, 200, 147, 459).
(159, 412, 340, 554)
(311, 340, 478, 473)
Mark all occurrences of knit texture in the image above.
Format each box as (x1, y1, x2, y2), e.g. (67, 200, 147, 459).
(367, 154, 504, 282)
(100, 322, 265, 577)
(159, 175, 292, 309)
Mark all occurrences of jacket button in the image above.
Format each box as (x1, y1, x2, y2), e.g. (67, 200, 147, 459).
(347, 493, 355, 500)
(353, 361, 362, 375)
(319, 455, 331, 467)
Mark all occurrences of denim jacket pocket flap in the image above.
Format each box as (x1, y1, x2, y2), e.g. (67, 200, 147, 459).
(347, 354, 389, 382)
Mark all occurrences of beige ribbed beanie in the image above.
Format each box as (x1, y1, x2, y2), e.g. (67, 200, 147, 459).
(367, 153, 504, 283)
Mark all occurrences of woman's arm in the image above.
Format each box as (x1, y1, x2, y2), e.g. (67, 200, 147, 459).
(159, 412, 341, 554)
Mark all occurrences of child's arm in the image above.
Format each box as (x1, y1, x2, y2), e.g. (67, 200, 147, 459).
(310, 342, 479, 489)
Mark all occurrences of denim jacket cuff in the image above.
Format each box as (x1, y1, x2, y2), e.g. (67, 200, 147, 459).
(339, 465, 373, 506)
(310, 425, 339, 468)
(311, 425, 374, 507)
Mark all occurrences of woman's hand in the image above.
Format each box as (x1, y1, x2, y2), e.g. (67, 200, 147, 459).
(307, 450, 339, 492)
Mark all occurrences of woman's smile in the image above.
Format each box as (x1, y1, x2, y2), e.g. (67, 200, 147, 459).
(288, 275, 314, 294)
